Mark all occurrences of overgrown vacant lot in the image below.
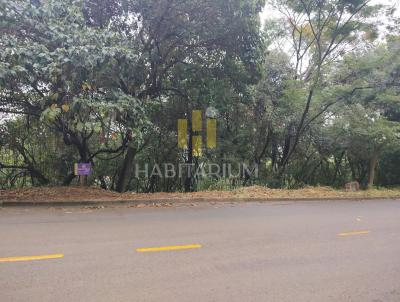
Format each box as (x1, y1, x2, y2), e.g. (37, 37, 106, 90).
(1, 0, 400, 194)
(1, 186, 400, 204)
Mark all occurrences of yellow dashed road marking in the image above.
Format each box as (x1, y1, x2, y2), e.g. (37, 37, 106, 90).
(0, 254, 64, 263)
(136, 244, 202, 253)
(338, 231, 370, 237)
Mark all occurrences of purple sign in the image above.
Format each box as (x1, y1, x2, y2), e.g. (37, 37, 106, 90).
(74, 163, 91, 176)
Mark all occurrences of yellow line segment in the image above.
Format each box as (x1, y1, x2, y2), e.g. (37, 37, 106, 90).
(338, 231, 370, 237)
(0, 254, 64, 263)
(136, 244, 202, 253)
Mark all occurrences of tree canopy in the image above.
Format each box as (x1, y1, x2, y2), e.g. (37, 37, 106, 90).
(0, 0, 399, 191)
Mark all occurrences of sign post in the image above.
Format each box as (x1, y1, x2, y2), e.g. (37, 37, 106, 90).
(74, 163, 91, 186)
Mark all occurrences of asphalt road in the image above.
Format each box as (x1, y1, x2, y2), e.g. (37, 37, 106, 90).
(1, 199, 400, 302)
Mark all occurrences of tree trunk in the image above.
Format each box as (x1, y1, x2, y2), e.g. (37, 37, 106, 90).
(333, 152, 345, 185)
(184, 128, 193, 192)
(116, 147, 136, 193)
(63, 173, 76, 186)
(29, 166, 49, 186)
(367, 150, 379, 190)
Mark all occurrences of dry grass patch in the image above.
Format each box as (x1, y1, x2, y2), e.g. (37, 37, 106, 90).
(1, 186, 400, 204)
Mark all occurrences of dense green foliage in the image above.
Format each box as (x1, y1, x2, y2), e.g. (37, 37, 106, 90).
(0, 0, 399, 191)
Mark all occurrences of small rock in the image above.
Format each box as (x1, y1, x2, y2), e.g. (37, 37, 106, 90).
(345, 181, 360, 192)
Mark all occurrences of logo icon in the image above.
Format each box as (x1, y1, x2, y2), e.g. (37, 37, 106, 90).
(178, 109, 217, 157)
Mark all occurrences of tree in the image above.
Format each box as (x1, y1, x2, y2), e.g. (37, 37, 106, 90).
(113, 0, 266, 192)
(0, 0, 149, 185)
(261, 0, 382, 179)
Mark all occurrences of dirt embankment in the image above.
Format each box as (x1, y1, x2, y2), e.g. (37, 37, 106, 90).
(1, 186, 400, 205)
